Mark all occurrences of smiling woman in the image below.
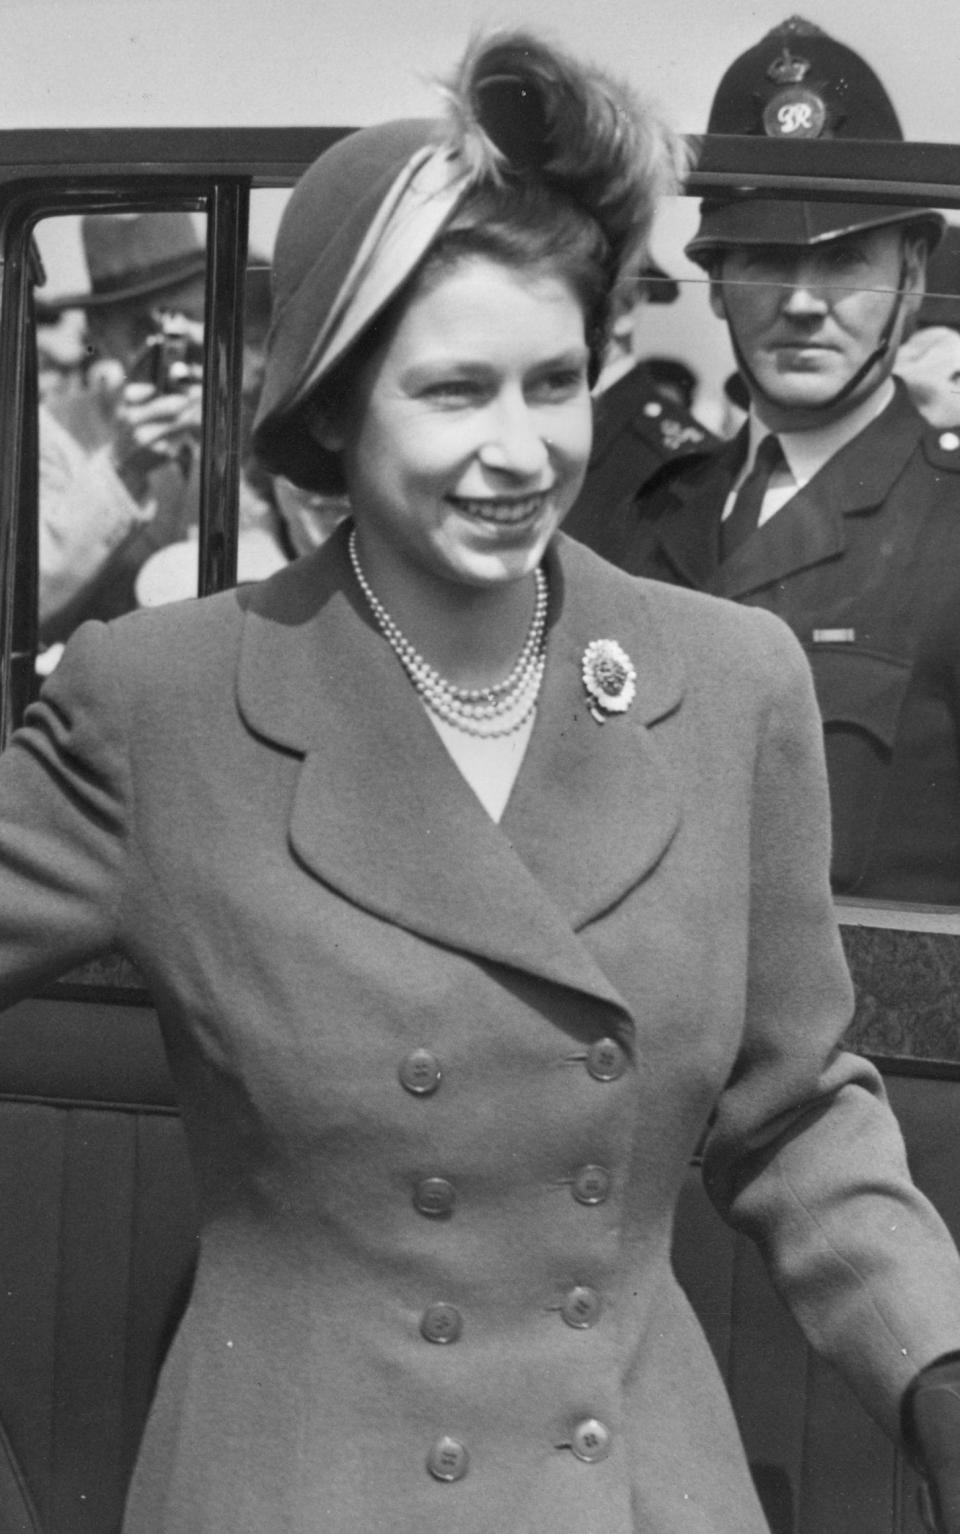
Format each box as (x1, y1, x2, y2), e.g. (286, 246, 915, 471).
(5, 25, 960, 1534)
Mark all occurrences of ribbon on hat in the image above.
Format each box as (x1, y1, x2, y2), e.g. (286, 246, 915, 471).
(294, 143, 472, 403)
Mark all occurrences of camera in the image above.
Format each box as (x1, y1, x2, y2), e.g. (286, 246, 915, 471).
(129, 311, 204, 394)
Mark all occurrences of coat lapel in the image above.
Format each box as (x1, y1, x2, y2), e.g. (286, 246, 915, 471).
(236, 528, 683, 1020)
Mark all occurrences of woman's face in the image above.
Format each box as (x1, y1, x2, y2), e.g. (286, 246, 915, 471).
(313, 254, 592, 592)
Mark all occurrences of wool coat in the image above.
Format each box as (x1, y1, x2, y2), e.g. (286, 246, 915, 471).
(568, 382, 960, 902)
(2, 525, 960, 1534)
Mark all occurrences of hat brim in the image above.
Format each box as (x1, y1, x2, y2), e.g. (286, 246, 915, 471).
(252, 123, 464, 495)
(39, 251, 208, 313)
(686, 198, 945, 266)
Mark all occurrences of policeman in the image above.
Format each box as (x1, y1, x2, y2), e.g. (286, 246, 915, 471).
(571, 17, 960, 905)
(562, 260, 716, 545)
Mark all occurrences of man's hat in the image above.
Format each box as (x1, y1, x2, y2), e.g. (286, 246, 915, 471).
(686, 17, 944, 267)
(45, 211, 207, 310)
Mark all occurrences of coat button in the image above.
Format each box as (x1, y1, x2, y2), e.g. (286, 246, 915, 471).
(571, 1165, 611, 1205)
(939, 430, 960, 451)
(399, 1048, 442, 1096)
(427, 1435, 470, 1481)
(561, 1285, 602, 1329)
(420, 1302, 463, 1344)
(571, 1418, 612, 1463)
(414, 1177, 456, 1217)
(586, 1038, 626, 1082)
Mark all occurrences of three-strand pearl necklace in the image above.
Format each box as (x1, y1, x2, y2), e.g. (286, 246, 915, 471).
(348, 528, 548, 737)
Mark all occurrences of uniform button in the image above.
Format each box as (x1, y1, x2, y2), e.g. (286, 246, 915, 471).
(427, 1435, 469, 1481)
(561, 1285, 602, 1329)
(643, 400, 663, 418)
(420, 1302, 463, 1344)
(939, 430, 960, 451)
(414, 1177, 456, 1217)
(571, 1418, 612, 1463)
(572, 1165, 611, 1205)
(399, 1048, 442, 1096)
(586, 1038, 626, 1082)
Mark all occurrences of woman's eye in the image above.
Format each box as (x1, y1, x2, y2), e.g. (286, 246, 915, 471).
(422, 378, 483, 404)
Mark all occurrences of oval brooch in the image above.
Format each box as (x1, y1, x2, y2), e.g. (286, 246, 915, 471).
(581, 639, 636, 724)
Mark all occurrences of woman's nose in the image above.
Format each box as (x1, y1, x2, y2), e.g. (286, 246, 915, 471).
(478, 398, 550, 477)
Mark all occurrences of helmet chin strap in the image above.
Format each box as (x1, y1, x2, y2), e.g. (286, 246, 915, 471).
(727, 247, 911, 417)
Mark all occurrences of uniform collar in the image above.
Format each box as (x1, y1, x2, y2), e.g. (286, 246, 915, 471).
(752, 375, 895, 490)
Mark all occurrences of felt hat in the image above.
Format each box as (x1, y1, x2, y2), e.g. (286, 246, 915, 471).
(46, 211, 207, 310)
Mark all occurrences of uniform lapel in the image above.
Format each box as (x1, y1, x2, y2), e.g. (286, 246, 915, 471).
(237, 528, 683, 1020)
(719, 384, 923, 599)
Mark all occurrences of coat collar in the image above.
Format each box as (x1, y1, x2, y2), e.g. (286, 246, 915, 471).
(657, 381, 923, 598)
(237, 524, 684, 1023)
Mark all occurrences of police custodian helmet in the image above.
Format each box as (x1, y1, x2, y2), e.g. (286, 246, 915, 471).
(686, 16, 944, 268)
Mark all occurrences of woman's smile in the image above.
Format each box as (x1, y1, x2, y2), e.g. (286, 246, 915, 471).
(447, 490, 554, 528)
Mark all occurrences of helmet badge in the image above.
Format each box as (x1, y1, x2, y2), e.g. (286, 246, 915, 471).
(763, 47, 826, 138)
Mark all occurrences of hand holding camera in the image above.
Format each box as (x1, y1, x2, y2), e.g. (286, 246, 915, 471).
(111, 311, 204, 503)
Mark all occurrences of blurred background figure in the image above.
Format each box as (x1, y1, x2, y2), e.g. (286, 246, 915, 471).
(563, 258, 716, 542)
(37, 212, 287, 644)
(894, 222, 960, 428)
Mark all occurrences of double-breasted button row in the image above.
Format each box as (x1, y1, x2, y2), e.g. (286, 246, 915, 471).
(405, 1038, 627, 1093)
(403, 1043, 614, 1486)
(427, 1418, 612, 1484)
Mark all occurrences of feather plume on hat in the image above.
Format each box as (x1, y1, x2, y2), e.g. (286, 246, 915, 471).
(441, 30, 688, 289)
(253, 29, 687, 493)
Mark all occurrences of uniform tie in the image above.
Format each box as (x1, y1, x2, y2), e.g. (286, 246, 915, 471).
(721, 434, 784, 559)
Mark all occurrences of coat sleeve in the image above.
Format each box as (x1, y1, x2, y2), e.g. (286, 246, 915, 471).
(700, 614, 960, 1439)
(0, 621, 131, 1004)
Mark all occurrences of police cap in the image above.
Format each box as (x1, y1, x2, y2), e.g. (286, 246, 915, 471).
(686, 17, 944, 268)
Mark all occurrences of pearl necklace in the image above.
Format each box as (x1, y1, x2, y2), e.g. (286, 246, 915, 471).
(348, 528, 548, 737)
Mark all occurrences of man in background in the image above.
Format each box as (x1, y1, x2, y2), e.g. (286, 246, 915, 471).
(570, 18, 960, 904)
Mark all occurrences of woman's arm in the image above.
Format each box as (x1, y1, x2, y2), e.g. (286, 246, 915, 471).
(700, 620, 960, 1439)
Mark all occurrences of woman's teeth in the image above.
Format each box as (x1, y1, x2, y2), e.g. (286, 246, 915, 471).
(453, 495, 545, 524)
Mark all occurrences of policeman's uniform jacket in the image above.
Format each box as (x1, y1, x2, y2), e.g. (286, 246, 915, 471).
(3, 524, 960, 1533)
(562, 361, 716, 546)
(571, 381, 960, 901)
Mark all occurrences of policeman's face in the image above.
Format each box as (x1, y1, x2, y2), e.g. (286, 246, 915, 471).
(709, 228, 926, 429)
